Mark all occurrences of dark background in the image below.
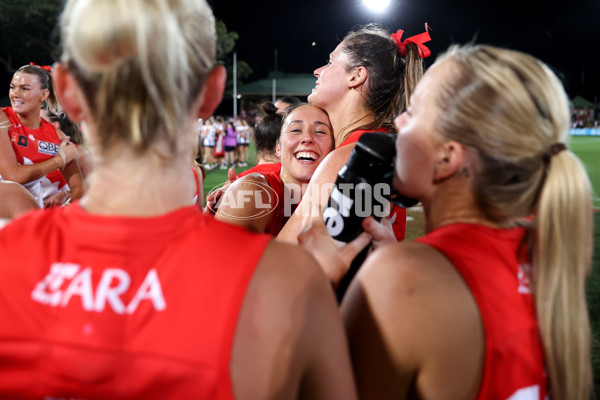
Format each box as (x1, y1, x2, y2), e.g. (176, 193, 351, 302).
(208, 0, 600, 102)
(0, 0, 598, 104)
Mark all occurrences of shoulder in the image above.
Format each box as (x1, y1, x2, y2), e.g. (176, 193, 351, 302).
(233, 240, 355, 398)
(306, 145, 355, 187)
(0, 107, 12, 120)
(352, 241, 455, 296)
(342, 240, 481, 350)
(342, 241, 484, 397)
(246, 239, 339, 339)
(225, 172, 278, 199)
(215, 173, 279, 233)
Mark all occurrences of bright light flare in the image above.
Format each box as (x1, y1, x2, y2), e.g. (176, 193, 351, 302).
(362, 0, 391, 13)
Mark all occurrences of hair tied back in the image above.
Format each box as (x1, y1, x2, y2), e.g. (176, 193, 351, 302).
(391, 23, 432, 59)
(29, 62, 52, 71)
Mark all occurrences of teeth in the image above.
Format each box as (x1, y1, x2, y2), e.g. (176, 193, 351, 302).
(295, 151, 317, 161)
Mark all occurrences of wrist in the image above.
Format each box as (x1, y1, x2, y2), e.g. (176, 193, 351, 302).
(52, 156, 62, 169)
(58, 147, 67, 167)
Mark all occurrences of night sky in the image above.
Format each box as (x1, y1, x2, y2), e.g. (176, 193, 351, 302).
(208, 0, 600, 102)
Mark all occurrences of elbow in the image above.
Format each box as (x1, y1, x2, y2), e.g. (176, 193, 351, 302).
(1, 172, 29, 185)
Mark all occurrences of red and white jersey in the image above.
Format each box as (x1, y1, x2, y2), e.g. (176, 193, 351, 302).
(416, 223, 548, 400)
(0, 203, 271, 399)
(1, 107, 67, 205)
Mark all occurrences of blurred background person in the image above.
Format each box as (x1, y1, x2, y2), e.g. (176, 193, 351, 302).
(40, 107, 92, 207)
(240, 101, 282, 175)
(275, 95, 301, 114)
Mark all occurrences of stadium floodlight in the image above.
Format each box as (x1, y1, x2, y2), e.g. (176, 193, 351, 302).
(362, 0, 390, 13)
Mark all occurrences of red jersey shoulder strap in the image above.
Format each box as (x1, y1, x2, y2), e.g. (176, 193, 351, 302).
(338, 128, 389, 147)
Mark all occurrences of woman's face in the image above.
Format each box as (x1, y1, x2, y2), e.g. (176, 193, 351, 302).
(393, 61, 451, 200)
(278, 105, 333, 184)
(9, 73, 48, 117)
(308, 43, 352, 111)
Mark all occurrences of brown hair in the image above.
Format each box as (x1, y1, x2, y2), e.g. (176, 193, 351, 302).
(341, 24, 425, 135)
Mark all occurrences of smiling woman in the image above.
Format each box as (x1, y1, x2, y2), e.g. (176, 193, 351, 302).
(215, 102, 334, 235)
(0, 64, 81, 207)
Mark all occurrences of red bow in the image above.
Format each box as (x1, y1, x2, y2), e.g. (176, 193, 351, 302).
(29, 62, 52, 71)
(391, 23, 432, 59)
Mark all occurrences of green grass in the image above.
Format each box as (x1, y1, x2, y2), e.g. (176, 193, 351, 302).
(201, 144, 258, 205)
(569, 136, 600, 209)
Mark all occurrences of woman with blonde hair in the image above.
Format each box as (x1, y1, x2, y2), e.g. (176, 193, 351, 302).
(0, 0, 357, 398)
(302, 44, 593, 399)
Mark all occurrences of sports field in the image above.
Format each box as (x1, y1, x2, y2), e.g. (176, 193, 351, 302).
(202, 136, 600, 393)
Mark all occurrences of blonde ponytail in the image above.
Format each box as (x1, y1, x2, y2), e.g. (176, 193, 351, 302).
(533, 150, 593, 400)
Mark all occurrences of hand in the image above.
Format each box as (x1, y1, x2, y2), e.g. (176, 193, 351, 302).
(298, 215, 372, 288)
(204, 167, 238, 215)
(43, 190, 70, 208)
(60, 140, 78, 164)
(362, 216, 397, 251)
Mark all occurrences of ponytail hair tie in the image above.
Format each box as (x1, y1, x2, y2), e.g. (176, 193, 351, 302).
(543, 142, 567, 164)
(29, 62, 52, 71)
(391, 23, 432, 59)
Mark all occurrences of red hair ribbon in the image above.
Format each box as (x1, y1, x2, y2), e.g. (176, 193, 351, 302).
(29, 62, 52, 71)
(391, 23, 432, 59)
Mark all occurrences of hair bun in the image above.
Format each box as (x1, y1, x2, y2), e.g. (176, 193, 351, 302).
(262, 101, 278, 116)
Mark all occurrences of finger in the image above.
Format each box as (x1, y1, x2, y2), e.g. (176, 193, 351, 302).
(206, 191, 215, 203)
(341, 232, 372, 265)
(227, 168, 237, 182)
(381, 216, 393, 230)
(362, 216, 392, 241)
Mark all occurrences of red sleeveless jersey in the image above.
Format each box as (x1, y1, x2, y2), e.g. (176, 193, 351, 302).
(261, 170, 298, 237)
(238, 162, 281, 178)
(1, 107, 67, 201)
(0, 203, 271, 399)
(415, 223, 548, 400)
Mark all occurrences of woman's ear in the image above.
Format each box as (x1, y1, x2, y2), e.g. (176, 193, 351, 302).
(196, 65, 226, 119)
(433, 140, 465, 183)
(52, 62, 87, 123)
(41, 88, 50, 104)
(275, 141, 281, 158)
(348, 65, 368, 89)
